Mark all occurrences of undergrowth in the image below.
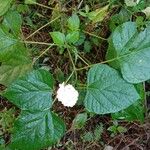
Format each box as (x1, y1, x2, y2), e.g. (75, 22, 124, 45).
(0, 0, 150, 149)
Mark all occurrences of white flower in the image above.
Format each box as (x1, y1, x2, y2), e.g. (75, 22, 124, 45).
(56, 82, 79, 107)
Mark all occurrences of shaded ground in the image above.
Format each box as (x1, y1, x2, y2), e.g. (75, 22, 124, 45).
(0, 95, 150, 150)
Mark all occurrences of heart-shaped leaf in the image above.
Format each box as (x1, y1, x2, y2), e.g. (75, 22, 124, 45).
(3, 69, 54, 111)
(106, 22, 150, 83)
(9, 110, 65, 150)
(84, 64, 139, 114)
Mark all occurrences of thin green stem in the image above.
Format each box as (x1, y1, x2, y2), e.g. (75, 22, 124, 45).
(76, 57, 117, 71)
(32, 44, 54, 65)
(67, 48, 78, 82)
(76, 49, 140, 71)
(65, 70, 75, 84)
(52, 97, 57, 105)
(34, 2, 55, 10)
(26, 16, 60, 40)
(77, 83, 87, 87)
(67, 49, 76, 70)
(23, 41, 55, 46)
(83, 30, 107, 41)
(77, 54, 90, 66)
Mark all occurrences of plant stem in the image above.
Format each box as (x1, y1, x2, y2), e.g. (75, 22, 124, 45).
(52, 97, 57, 105)
(76, 57, 117, 71)
(83, 30, 107, 41)
(32, 44, 55, 65)
(34, 2, 55, 10)
(77, 54, 90, 66)
(26, 16, 60, 40)
(76, 48, 140, 71)
(65, 70, 75, 84)
(23, 41, 55, 46)
(67, 48, 78, 82)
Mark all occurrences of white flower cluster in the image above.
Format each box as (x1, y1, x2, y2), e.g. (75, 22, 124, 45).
(56, 82, 79, 107)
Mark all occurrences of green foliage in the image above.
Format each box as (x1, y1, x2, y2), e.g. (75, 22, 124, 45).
(82, 132, 94, 142)
(79, 4, 108, 23)
(109, 8, 131, 31)
(108, 121, 127, 136)
(25, 0, 36, 5)
(3, 69, 54, 111)
(106, 22, 150, 83)
(66, 31, 80, 44)
(0, 108, 16, 133)
(112, 100, 145, 123)
(2, 10, 22, 37)
(50, 32, 66, 46)
(9, 111, 65, 150)
(3, 69, 65, 150)
(68, 14, 80, 31)
(0, 0, 13, 16)
(84, 41, 92, 53)
(50, 14, 80, 53)
(112, 84, 145, 123)
(87, 5, 109, 23)
(84, 64, 139, 114)
(0, 10, 32, 86)
(72, 113, 87, 129)
(82, 124, 103, 142)
(0, 1, 149, 149)
(93, 124, 104, 141)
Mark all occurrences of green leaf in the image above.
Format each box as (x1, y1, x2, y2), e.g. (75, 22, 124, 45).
(107, 125, 117, 133)
(112, 84, 145, 123)
(2, 10, 22, 36)
(0, 0, 13, 16)
(0, 27, 28, 62)
(50, 32, 65, 46)
(66, 31, 79, 44)
(72, 113, 87, 129)
(3, 69, 54, 111)
(25, 0, 36, 5)
(106, 22, 150, 83)
(87, 5, 108, 23)
(0, 58, 32, 86)
(93, 124, 103, 141)
(109, 8, 131, 31)
(0, 32, 32, 86)
(84, 64, 139, 114)
(82, 132, 94, 142)
(9, 110, 66, 150)
(117, 126, 127, 133)
(0, 28, 19, 62)
(84, 40, 92, 53)
(68, 14, 80, 31)
(112, 100, 145, 123)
